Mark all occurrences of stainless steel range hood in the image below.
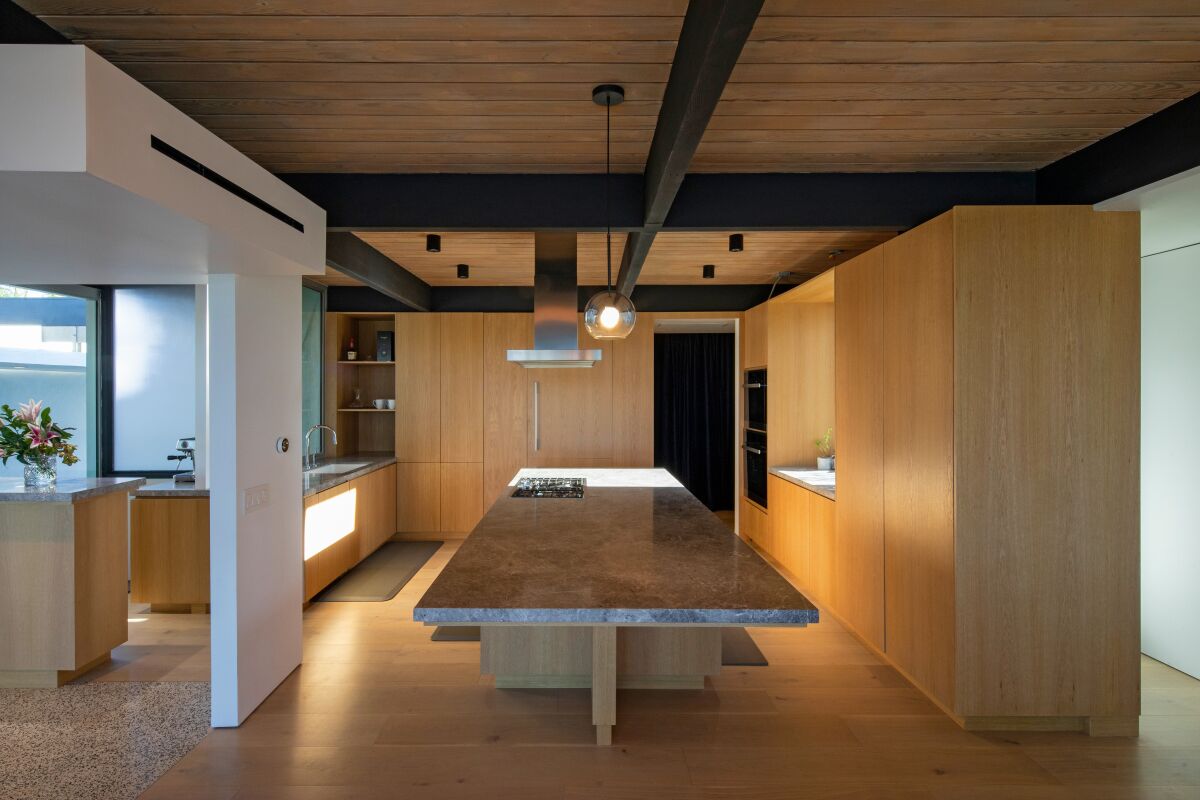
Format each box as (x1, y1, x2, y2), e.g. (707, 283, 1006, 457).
(507, 232, 601, 368)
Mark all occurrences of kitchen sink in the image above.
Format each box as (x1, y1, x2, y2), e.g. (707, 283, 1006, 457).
(305, 461, 370, 475)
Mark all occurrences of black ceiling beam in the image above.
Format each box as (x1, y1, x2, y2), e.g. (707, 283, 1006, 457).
(668, 171, 1036, 229)
(283, 173, 643, 232)
(325, 232, 431, 312)
(1037, 90, 1200, 205)
(1, 0, 70, 44)
(327, 283, 776, 314)
(285, 170, 1035, 233)
(615, 0, 763, 297)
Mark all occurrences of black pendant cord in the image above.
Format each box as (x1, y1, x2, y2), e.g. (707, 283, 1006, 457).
(605, 98, 612, 294)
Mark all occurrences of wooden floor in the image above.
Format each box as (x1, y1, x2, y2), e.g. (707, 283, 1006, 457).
(86, 541, 1200, 799)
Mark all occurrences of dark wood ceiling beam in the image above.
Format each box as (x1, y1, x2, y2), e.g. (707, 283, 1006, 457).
(615, 0, 764, 297)
(325, 232, 431, 312)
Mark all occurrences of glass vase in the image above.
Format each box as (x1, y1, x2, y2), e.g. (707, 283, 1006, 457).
(23, 453, 57, 488)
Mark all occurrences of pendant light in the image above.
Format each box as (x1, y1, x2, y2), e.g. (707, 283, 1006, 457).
(584, 84, 636, 340)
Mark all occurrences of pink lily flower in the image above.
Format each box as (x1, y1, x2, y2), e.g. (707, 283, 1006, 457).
(16, 399, 43, 423)
(26, 426, 54, 448)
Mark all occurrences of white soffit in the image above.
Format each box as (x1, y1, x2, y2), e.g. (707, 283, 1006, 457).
(1095, 165, 1200, 258)
(0, 45, 325, 284)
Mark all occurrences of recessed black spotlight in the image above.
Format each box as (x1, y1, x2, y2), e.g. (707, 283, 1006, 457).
(457, 264, 469, 280)
(702, 264, 716, 280)
(426, 234, 441, 253)
(729, 233, 743, 253)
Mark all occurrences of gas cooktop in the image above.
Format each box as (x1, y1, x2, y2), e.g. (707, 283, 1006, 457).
(511, 477, 585, 499)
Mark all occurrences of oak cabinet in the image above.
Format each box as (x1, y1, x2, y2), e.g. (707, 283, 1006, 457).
(526, 329, 613, 468)
(832, 205, 1140, 732)
(440, 313, 484, 463)
(356, 464, 397, 559)
(739, 497, 768, 549)
(483, 313, 531, 509)
(832, 246, 886, 651)
(130, 497, 210, 608)
(743, 301, 768, 369)
(396, 462, 440, 533)
(766, 475, 835, 606)
(394, 314, 440, 462)
(304, 465, 397, 601)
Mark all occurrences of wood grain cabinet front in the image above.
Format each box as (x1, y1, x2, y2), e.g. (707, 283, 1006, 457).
(130, 497, 210, 610)
(831, 205, 1140, 734)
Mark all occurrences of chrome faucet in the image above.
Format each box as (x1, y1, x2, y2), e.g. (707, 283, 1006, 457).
(304, 424, 338, 469)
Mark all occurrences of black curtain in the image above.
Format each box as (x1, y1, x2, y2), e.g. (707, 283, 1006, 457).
(654, 333, 735, 511)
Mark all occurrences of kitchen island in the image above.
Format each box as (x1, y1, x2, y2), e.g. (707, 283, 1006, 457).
(0, 477, 144, 687)
(415, 468, 817, 744)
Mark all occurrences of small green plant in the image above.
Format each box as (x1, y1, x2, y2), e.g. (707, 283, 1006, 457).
(814, 427, 833, 458)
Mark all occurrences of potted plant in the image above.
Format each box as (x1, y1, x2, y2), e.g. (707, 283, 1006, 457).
(814, 427, 835, 471)
(0, 400, 79, 488)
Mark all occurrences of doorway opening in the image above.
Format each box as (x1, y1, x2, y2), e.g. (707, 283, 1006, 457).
(653, 324, 736, 515)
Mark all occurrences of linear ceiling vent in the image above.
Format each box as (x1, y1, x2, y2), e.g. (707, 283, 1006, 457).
(149, 135, 304, 233)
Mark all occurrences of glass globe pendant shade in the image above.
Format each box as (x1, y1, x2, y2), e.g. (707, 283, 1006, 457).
(584, 289, 636, 339)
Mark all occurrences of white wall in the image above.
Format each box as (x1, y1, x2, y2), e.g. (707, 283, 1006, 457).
(1142, 244, 1200, 679)
(208, 274, 303, 726)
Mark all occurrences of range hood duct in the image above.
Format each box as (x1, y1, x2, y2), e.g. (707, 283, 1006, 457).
(506, 232, 602, 368)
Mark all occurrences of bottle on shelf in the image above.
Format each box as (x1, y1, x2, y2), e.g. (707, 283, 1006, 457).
(346, 335, 357, 361)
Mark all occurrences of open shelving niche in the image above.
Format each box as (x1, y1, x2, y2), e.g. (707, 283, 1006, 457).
(325, 312, 396, 456)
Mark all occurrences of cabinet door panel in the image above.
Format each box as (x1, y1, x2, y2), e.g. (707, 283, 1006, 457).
(440, 313, 484, 463)
(833, 248, 887, 649)
(397, 462, 440, 533)
(809, 495, 836, 609)
(882, 214, 957, 709)
(395, 315, 440, 462)
(483, 314, 531, 508)
(527, 324, 612, 466)
(440, 462, 484, 533)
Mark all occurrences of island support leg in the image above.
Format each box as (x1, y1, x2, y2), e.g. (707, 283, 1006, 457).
(592, 626, 617, 745)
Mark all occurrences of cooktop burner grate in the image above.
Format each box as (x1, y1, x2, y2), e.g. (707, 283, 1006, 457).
(511, 477, 586, 499)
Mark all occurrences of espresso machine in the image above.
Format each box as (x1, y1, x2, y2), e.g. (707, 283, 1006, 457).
(169, 437, 196, 484)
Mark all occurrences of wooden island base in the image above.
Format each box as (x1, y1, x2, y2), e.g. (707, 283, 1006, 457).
(479, 625, 723, 745)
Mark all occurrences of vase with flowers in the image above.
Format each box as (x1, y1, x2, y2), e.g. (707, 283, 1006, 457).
(0, 400, 79, 488)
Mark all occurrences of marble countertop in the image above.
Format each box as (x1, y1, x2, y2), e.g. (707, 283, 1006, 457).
(136, 479, 209, 498)
(415, 467, 819, 626)
(0, 476, 145, 503)
(302, 454, 396, 497)
(769, 467, 836, 501)
(131, 454, 397, 499)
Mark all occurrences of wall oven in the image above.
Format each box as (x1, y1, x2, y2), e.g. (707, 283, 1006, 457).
(744, 428, 767, 508)
(744, 368, 766, 432)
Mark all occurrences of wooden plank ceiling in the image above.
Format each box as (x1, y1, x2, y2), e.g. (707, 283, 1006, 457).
(20, 0, 1200, 174)
(352, 231, 896, 286)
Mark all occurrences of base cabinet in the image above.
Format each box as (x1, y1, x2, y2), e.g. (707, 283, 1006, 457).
(765, 476, 835, 604)
(303, 465, 397, 602)
(131, 497, 210, 610)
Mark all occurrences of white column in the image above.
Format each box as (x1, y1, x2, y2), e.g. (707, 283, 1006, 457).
(194, 283, 209, 487)
(208, 273, 303, 726)
(1142, 244, 1200, 680)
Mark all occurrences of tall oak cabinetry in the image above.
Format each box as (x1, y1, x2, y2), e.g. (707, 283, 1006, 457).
(393, 312, 662, 534)
(833, 205, 1140, 734)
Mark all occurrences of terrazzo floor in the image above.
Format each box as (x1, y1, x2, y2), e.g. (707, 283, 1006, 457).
(0, 680, 210, 800)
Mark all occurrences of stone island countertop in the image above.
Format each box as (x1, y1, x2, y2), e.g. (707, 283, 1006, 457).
(0, 476, 145, 503)
(415, 468, 819, 626)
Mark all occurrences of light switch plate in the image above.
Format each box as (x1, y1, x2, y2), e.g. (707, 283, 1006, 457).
(243, 484, 270, 514)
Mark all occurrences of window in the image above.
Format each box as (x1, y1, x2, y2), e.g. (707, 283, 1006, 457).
(301, 285, 324, 455)
(110, 286, 197, 473)
(0, 285, 97, 479)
